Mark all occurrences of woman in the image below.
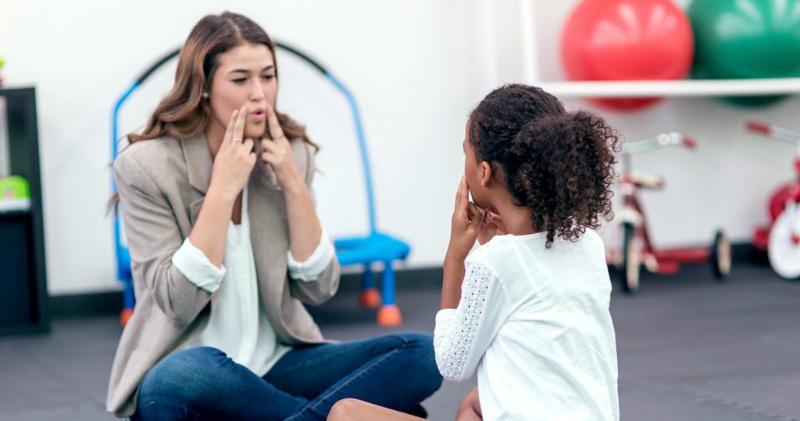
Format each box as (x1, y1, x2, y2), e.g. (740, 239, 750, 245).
(106, 12, 441, 420)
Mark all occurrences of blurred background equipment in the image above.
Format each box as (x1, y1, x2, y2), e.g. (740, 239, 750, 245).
(609, 132, 731, 293)
(559, 0, 694, 111)
(689, 0, 800, 106)
(745, 121, 800, 280)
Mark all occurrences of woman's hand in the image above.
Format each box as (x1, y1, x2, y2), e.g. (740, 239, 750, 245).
(209, 106, 257, 200)
(447, 176, 482, 262)
(258, 103, 303, 191)
(192, 106, 255, 267)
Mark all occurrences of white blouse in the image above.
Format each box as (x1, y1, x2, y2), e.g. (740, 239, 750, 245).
(434, 231, 619, 420)
(171, 185, 334, 376)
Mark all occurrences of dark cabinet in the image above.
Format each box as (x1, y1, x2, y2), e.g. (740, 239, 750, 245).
(0, 86, 49, 334)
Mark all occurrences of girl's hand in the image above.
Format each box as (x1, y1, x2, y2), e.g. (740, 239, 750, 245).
(447, 176, 482, 261)
(477, 210, 503, 245)
(258, 103, 303, 191)
(209, 106, 257, 200)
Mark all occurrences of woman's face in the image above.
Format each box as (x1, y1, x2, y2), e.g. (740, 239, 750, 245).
(207, 42, 277, 140)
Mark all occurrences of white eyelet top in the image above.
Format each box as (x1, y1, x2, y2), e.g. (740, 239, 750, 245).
(434, 230, 619, 420)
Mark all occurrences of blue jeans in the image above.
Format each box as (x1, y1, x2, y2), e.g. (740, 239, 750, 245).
(131, 332, 442, 420)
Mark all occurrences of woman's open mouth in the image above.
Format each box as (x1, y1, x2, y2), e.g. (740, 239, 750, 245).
(251, 109, 266, 123)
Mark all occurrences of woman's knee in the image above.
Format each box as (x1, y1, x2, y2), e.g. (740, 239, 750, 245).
(154, 347, 226, 374)
(140, 347, 229, 398)
(399, 332, 437, 362)
(395, 333, 443, 395)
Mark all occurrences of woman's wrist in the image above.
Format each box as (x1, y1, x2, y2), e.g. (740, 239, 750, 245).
(206, 181, 239, 205)
(280, 172, 307, 197)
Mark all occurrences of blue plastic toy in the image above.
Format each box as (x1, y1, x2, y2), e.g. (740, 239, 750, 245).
(112, 44, 410, 327)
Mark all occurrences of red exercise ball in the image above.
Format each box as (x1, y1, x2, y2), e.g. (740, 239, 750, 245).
(560, 0, 694, 111)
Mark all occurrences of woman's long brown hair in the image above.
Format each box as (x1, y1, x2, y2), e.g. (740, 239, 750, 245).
(129, 11, 313, 145)
(110, 12, 315, 210)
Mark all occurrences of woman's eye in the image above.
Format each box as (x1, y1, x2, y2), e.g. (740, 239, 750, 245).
(262, 74, 275, 81)
(232, 78, 246, 84)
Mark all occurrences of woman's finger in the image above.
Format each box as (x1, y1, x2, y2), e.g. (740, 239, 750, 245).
(240, 138, 255, 154)
(260, 149, 275, 164)
(231, 105, 247, 143)
(264, 102, 285, 141)
(222, 109, 239, 146)
(260, 138, 276, 154)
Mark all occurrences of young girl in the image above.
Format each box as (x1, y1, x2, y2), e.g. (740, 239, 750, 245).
(328, 84, 620, 420)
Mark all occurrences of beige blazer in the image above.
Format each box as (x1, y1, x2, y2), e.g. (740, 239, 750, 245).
(106, 133, 340, 418)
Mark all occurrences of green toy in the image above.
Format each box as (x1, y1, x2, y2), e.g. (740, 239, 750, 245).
(689, 0, 800, 106)
(0, 176, 30, 200)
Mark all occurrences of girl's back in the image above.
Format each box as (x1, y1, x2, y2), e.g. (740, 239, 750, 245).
(461, 230, 618, 420)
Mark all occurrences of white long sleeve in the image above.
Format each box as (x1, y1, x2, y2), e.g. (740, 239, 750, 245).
(286, 228, 335, 282)
(171, 237, 226, 293)
(434, 261, 510, 382)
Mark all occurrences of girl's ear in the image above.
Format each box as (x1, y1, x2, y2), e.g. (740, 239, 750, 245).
(480, 161, 492, 187)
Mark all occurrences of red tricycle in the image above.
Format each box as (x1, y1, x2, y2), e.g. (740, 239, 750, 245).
(745, 121, 800, 280)
(607, 132, 732, 293)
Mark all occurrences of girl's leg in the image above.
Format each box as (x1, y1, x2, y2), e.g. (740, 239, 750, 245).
(132, 347, 308, 421)
(264, 332, 442, 420)
(327, 399, 423, 421)
(456, 388, 482, 421)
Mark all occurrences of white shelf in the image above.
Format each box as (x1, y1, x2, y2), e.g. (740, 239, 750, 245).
(509, 1, 800, 100)
(0, 198, 30, 213)
(534, 79, 800, 98)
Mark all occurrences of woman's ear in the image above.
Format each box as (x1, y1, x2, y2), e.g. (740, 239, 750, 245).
(480, 161, 492, 187)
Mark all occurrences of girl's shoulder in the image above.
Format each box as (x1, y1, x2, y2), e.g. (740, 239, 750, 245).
(475, 232, 548, 257)
(467, 229, 605, 272)
(465, 233, 542, 268)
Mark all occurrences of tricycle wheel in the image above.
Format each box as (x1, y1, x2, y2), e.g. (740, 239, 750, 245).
(710, 230, 731, 280)
(621, 222, 640, 294)
(768, 205, 800, 280)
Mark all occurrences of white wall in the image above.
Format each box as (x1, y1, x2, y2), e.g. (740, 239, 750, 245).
(1, 0, 482, 294)
(0, 0, 792, 295)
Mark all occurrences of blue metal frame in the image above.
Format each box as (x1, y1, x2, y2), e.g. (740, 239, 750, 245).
(326, 73, 377, 233)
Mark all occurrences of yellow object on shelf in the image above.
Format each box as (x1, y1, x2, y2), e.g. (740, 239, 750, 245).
(0, 175, 31, 212)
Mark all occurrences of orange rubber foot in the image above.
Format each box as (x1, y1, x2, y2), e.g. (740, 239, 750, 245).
(120, 308, 134, 328)
(359, 288, 382, 309)
(377, 304, 403, 326)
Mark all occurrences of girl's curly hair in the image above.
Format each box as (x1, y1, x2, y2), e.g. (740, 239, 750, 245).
(468, 84, 621, 248)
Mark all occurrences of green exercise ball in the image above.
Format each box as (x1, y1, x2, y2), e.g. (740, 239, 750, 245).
(689, 0, 800, 106)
